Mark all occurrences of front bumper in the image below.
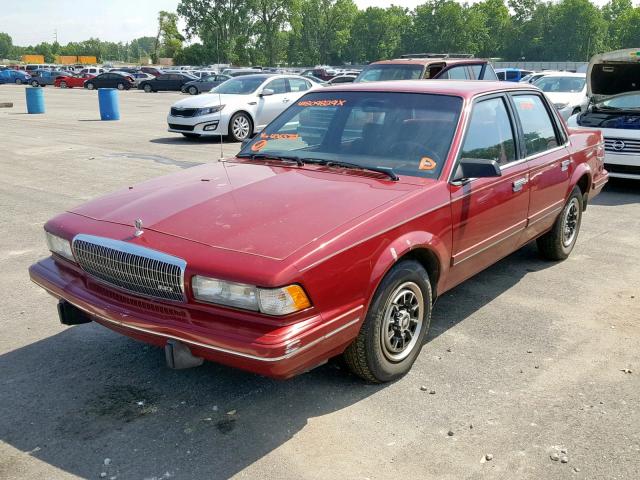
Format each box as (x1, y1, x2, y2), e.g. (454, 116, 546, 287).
(603, 151, 640, 179)
(29, 257, 362, 379)
(167, 113, 228, 136)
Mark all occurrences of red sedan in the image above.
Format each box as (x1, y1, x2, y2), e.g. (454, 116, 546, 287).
(54, 73, 95, 88)
(30, 81, 608, 382)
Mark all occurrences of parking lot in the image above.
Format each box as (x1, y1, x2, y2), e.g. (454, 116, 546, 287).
(0, 84, 639, 479)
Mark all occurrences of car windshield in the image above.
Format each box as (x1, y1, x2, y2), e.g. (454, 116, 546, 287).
(596, 92, 640, 110)
(238, 91, 462, 179)
(211, 76, 267, 94)
(534, 76, 585, 93)
(356, 64, 424, 82)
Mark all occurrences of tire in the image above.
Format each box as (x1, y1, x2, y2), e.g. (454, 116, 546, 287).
(343, 260, 432, 383)
(228, 112, 253, 142)
(143, 84, 153, 93)
(15, 78, 22, 85)
(117, 83, 125, 90)
(188, 86, 198, 95)
(537, 186, 583, 261)
(86, 82, 95, 90)
(60, 81, 67, 89)
(31, 80, 39, 87)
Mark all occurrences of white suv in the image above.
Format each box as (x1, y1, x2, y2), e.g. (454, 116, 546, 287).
(568, 49, 640, 180)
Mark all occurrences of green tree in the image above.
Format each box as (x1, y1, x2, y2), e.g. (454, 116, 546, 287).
(154, 11, 184, 62)
(545, 0, 606, 60)
(616, 7, 640, 48)
(254, 0, 297, 66)
(0, 32, 12, 59)
(349, 6, 411, 63)
(602, 0, 633, 49)
(472, 0, 511, 58)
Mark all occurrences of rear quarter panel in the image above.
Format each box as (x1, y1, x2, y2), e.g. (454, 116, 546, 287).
(566, 127, 607, 195)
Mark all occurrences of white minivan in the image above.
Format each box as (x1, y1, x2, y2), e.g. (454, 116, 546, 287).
(568, 48, 640, 180)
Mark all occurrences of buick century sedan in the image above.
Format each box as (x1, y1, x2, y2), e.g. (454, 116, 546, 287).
(30, 81, 608, 382)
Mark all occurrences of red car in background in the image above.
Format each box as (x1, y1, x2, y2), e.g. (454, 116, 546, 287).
(30, 81, 608, 382)
(54, 73, 95, 88)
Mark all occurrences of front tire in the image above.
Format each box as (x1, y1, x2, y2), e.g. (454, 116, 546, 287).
(59, 81, 67, 88)
(86, 82, 95, 90)
(31, 80, 39, 87)
(537, 186, 583, 261)
(228, 112, 253, 142)
(117, 82, 125, 90)
(15, 78, 23, 85)
(143, 84, 153, 93)
(344, 260, 432, 383)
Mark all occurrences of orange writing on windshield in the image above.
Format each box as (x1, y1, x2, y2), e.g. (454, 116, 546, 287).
(298, 99, 347, 107)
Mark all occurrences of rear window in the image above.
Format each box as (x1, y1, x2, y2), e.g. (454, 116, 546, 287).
(512, 95, 559, 156)
(355, 64, 424, 82)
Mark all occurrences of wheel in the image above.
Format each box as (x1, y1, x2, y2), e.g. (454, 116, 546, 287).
(181, 133, 201, 139)
(59, 81, 67, 88)
(31, 80, 39, 87)
(537, 186, 583, 261)
(117, 83, 125, 90)
(86, 82, 95, 90)
(15, 78, 22, 85)
(143, 84, 153, 93)
(229, 112, 252, 142)
(188, 86, 198, 95)
(343, 260, 432, 383)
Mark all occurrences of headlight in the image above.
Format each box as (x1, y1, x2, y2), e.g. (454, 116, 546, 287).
(196, 105, 225, 116)
(192, 276, 311, 315)
(45, 231, 75, 262)
(554, 102, 568, 110)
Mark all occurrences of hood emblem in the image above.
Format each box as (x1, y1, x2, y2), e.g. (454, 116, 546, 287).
(134, 218, 144, 237)
(612, 140, 626, 151)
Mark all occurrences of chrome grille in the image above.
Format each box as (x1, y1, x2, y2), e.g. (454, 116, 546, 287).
(604, 137, 640, 154)
(72, 234, 186, 302)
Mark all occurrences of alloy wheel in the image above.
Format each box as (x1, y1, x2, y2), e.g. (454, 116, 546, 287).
(232, 115, 251, 140)
(380, 282, 424, 362)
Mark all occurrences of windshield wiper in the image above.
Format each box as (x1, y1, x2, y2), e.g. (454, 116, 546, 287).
(237, 152, 304, 166)
(302, 158, 399, 181)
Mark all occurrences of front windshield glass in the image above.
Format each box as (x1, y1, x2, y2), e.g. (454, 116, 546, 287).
(534, 76, 585, 93)
(356, 64, 424, 82)
(597, 92, 640, 110)
(238, 91, 462, 179)
(212, 76, 266, 94)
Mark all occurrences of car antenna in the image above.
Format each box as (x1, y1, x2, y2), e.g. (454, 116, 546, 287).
(216, 34, 224, 161)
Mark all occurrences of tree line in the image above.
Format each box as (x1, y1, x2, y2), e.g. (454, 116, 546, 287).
(2, 0, 640, 66)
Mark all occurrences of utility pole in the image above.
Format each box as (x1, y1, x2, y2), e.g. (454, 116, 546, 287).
(54, 29, 58, 43)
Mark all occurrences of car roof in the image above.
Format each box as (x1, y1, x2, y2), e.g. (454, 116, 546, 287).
(370, 58, 487, 66)
(317, 80, 539, 99)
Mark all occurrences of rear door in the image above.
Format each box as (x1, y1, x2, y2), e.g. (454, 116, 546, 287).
(447, 94, 530, 289)
(509, 92, 572, 239)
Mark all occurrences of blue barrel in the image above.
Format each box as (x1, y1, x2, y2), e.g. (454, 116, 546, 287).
(98, 88, 120, 121)
(25, 87, 45, 114)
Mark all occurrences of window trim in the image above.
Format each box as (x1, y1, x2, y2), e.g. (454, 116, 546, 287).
(448, 92, 522, 183)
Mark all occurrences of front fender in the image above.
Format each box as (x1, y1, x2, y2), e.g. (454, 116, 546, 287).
(367, 231, 450, 305)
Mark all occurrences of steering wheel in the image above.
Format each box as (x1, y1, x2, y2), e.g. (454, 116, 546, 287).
(387, 140, 442, 169)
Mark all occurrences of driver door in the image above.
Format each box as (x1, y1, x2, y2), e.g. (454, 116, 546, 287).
(446, 94, 530, 290)
(255, 78, 289, 129)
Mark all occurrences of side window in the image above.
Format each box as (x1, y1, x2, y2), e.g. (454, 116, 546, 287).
(512, 94, 559, 156)
(158, 74, 170, 81)
(288, 78, 310, 92)
(440, 66, 469, 80)
(506, 70, 519, 81)
(265, 78, 288, 94)
(496, 71, 505, 81)
(460, 97, 516, 166)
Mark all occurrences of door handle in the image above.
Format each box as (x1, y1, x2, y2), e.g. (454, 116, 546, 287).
(561, 159, 572, 171)
(512, 178, 528, 192)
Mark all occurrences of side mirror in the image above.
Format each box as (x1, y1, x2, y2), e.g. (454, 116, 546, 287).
(452, 158, 502, 182)
(260, 88, 274, 97)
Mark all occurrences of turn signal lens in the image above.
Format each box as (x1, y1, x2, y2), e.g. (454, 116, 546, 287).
(258, 285, 311, 316)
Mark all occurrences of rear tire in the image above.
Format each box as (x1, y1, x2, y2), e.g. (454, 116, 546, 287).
(188, 86, 198, 95)
(86, 82, 95, 90)
(15, 78, 22, 85)
(143, 84, 153, 93)
(117, 83, 125, 90)
(60, 81, 67, 88)
(537, 187, 583, 261)
(31, 80, 39, 87)
(344, 260, 432, 383)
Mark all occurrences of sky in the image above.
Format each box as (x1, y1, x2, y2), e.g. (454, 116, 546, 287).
(1, 0, 615, 46)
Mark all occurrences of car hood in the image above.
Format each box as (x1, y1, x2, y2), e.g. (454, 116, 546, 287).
(587, 49, 640, 102)
(171, 93, 248, 108)
(69, 161, 419, 261)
